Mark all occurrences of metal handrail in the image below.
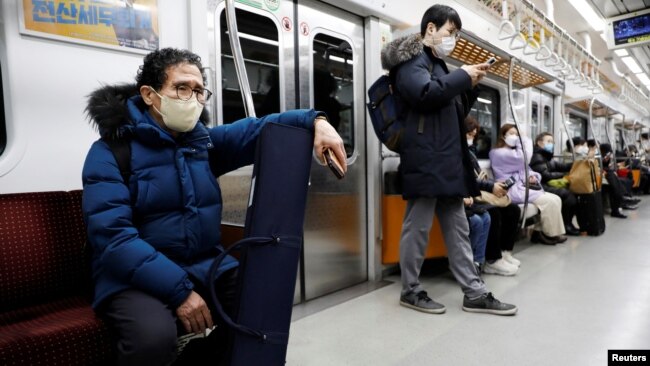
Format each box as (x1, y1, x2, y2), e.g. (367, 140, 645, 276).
(507, 58, 530, 228)
(224, 0, 256, 117)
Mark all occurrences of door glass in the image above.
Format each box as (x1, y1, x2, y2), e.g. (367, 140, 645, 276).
(469, 85, 499, 159)
(312, 33, 354, 157)
(220, 9, 280, 123)
(218, 9, 280, 227)
(542, 105, 551, 135)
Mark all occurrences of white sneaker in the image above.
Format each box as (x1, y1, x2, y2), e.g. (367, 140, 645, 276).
(483, 258, 518, 276)
(501, 251, 521, 267)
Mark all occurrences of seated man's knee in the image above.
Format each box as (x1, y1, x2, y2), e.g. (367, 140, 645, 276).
(120, 316, 178, 364)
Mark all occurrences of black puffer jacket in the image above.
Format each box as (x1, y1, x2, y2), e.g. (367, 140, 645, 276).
(529, 146, 572, 183)
(381, 34, 479, 199)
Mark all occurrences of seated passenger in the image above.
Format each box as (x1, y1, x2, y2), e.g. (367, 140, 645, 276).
(529, 132, 580, 236)
(465, 117, 519, 276)
(82, 48, 346, 366)
(600, 143, 638, 218)
(463, 196, 490, 274)
(489, 124, 567, 245)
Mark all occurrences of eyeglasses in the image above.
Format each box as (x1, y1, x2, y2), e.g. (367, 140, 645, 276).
(449, 31, 461, 40)
(175, 85, 213, 104)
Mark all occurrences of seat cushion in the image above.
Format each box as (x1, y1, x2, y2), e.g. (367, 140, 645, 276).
(0, 191, 90, 312)
(0, 296, 113, 366)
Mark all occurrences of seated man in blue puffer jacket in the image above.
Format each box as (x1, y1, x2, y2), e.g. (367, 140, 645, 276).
(82, 48, 346, 366)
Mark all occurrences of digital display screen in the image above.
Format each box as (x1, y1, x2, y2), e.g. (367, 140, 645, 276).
(613, 13, 650, 46)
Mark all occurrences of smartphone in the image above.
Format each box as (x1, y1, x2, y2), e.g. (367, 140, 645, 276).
(503, 176, 516, 189)
(486, 57, 497, 67)
(324, 149, 345, 179)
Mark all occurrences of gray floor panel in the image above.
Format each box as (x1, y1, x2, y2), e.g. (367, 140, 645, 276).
(287, 201, 650, 365)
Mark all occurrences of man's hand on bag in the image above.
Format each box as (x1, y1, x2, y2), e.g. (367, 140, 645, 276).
(493, 182, 508, 197)
(176, 290, 214, 335)
(463, 197, 474, 207)
(461, 63, 488, 87)
(314, 117, 347, 173)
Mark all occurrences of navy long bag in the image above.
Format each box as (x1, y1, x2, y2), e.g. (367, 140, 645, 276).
(208, 122, 313, 366)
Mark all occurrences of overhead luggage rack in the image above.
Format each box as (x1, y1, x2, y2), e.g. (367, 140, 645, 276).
(449, 36, 551, 88)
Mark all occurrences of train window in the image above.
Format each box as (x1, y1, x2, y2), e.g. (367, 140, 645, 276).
(531, 101, 539, 137)
(219, 9, 279, 123)
(312, 34, 354, 157)
(469, 85, 499, 159)
(0, 61, 5, 156)
(542, 105, 552, 135)
(567, 114, 587, 138)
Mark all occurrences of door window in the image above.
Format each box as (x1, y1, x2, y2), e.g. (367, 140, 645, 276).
(469, 85, 500, 159)
(219, 9, 280, 123)
(312, 33, 354, 157)
(0, 61, 5, 156)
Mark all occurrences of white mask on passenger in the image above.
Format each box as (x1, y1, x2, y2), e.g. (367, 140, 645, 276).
(575, 146, 589, 155)
(505, 135, 519, 147)
(467, 139, 474, 146)
(149, 87, 203, 132)
(433, 36, 457, 57)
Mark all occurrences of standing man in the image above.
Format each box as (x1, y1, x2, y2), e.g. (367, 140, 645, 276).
(82, 48, 346, 365)
(380, 5, 516, 315)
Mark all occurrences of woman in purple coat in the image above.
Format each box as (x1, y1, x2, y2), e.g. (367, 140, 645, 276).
(489, 124, 567, 245)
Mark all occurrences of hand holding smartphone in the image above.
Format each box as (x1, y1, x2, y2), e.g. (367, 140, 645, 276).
(486, 56, 497, 66)
(324, 148, 345, 179)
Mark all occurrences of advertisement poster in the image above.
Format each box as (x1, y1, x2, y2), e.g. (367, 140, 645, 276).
(20, 0, 159, 53)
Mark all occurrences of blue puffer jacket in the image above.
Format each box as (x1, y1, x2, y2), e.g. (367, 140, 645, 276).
(82, 84, 319, 309)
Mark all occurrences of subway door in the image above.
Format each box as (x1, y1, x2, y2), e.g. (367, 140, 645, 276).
(297, 0, 367, 300)
(206, 1, 302, 303)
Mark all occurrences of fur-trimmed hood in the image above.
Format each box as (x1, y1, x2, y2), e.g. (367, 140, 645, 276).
(85, 83, 141, 140)
(380, 33, 424, 71)
(85, 83, 209, 140)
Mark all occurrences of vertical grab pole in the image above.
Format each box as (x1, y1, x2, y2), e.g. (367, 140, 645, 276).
(559, 86, 575, 162)
(507, 58, 530, 228)
(588, 97, 603, 171)
(225, 0, 256, 117)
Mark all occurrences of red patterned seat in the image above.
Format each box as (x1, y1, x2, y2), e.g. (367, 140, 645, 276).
(0, 191, 114, 365)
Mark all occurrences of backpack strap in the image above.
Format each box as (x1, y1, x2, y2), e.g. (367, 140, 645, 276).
(104, 138, 132, 185)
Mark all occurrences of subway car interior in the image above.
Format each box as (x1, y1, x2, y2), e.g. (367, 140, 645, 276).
(1, 0, 650, 365)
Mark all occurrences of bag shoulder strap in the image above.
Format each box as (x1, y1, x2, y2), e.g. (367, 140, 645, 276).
(103, 138, 132, 185)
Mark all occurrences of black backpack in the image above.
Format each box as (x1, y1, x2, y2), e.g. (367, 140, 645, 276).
(366, 71, 405, 153)
(366, 63, 432, 153)
(104, 138, 132, 185)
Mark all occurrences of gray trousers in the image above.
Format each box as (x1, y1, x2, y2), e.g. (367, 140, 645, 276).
(399, 197, 487, 299)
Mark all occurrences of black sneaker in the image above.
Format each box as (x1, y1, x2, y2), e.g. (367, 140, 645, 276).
(400, 291, 446, 314)
(462, 292, 517, 315)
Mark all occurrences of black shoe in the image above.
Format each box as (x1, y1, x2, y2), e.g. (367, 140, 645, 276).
(462, 292, 517, 315)
(611, 211, 628, 218)
(552, 235, 568, 244)
(621, 204, 638, 210)
(564, 225, 580, 236)
(531, 230, 556, 245)
(400, 291, 446, 314)
(623, 197, 641, 205)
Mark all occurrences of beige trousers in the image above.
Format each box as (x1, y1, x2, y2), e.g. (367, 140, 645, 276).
(532, 192, 566, 237)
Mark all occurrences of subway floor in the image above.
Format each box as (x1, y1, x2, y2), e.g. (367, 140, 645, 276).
(287, 201, 650, 366)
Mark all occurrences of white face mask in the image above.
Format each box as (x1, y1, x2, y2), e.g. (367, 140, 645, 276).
(433, 36, 457, 57)
(467, 139, 474, 146)
(505, 135, 519, 147)
(575, 146, 589, 155)
(150, 87, 203, 132)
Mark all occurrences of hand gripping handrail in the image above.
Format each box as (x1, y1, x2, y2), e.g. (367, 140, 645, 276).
(225, 0, 256, 117)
